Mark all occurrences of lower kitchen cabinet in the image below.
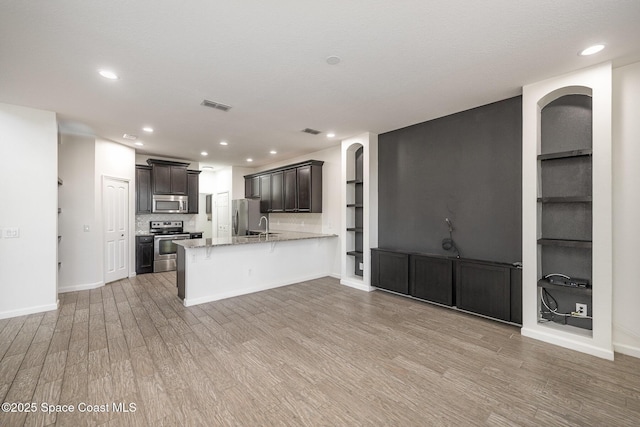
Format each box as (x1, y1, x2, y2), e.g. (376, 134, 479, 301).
(371, 248, 522, 325)
(371, 249, 409, 294)
(136, 236, 154, 274)
(410, 255, 453, 306)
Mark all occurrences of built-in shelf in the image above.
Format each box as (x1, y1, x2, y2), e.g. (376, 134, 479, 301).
(346, 204, 364, 208)
(538, 279, 592, 296)
(537, 196, 592, 203)
(346, 251, 363, 257)
(537, 148, 592, 161)
(346, 228, 364, 232)
(537, 238, 592, 248)
(346, 179, 363, 184)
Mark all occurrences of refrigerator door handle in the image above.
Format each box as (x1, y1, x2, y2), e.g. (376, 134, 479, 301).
(233, 210, 239, 235)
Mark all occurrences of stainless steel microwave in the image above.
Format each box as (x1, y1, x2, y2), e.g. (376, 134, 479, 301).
(152, 195, 188, 213)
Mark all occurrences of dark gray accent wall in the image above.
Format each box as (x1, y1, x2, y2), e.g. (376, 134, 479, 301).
(378, 96, 522, 264)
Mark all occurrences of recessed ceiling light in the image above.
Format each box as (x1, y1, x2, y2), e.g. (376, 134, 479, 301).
(246, 158, 253, 162)
(134, 142, 144, 146)
(98, 69, 119, 80)
(219, 141, 228, 146)
(201, 166, 214, 170)
(270, 150, 277, 154)
(326, 133, 336, 138)
(579, 44, 605, 56)
(201, 151, 208, 156)
(326, 56, 341, 65)
(142, 127, 154, 133)
(122, 133, 137, 140)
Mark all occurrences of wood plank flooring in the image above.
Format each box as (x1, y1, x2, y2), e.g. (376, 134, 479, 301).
(1, 273, 639, 426)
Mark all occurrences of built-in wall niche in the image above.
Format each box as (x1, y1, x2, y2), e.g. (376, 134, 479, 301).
(522, 62, 613, 360)
(537, 94, 593, 332)
(346, 144, 364, 278)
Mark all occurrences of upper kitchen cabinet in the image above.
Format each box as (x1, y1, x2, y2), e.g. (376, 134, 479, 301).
(147, 159, 189, 195)
(271, 170, 284, 212)
(187, 170, 201, 214)
(296, 163, 322, 212)
(244, 160, 324, 213)
(259, 174, 271, 213)
(135, 165, 152, 214)
(244, 176, 260, 199)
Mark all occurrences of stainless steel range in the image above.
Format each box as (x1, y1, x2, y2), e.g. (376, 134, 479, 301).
(150, 221, 190, 272)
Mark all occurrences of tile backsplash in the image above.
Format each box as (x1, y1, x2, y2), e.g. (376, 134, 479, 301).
(135, 214, 198, 234)
(268, 213, 323, 233)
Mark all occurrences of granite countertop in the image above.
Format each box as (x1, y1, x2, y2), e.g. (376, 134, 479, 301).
(173, 231, 337, 249)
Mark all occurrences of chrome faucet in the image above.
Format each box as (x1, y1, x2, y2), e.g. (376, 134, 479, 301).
(259, 216, 269, 236)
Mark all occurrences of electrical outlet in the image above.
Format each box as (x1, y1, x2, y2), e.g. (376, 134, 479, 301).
(575, 303, 588, 317)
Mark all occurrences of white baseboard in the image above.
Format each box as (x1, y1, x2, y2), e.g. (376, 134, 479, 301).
(340, 278, 372, 292)
(614, 342, 640, 359)
(58, 280, 104, 293)
(0, 301, 59, 320)
(521, 326, 615, 360)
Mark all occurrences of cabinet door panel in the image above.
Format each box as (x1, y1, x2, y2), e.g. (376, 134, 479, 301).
(170, 166, 188, 194)
(297, 165, 311, 211)
(456, 262, 510, 321)
(136, 166, 152, 214)
(372, 250, 409, 294)
(411, 256, 453, 305)
(251, 176, 260, 198)
(271, 171, 284, 212)
(153, 164, 172, 194)
(260, 175, 271, 212)
(284, 168, 298, 212)
(187, 172, 199, 213)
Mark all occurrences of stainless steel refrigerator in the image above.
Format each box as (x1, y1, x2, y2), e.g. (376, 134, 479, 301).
(231, 199, 265, 236)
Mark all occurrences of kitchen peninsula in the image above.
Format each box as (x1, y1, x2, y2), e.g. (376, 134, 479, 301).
(174, 231, 338, 306)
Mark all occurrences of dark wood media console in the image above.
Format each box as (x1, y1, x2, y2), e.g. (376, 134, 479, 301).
(371, 248, 522, 325)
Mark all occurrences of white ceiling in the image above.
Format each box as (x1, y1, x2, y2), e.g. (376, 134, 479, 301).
(1, 1, 639, 168)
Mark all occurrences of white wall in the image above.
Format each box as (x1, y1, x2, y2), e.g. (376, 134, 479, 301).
(249, 145, 342, 277)
(96, 139, 136, 278)
(612, 61, 640, 358)
(58, 133, 101, 291)
(0, 103, 58, 318)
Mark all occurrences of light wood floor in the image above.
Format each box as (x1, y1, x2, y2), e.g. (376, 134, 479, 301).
(1, 274, 639, 426)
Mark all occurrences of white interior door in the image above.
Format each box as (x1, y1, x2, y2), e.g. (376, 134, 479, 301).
(216, 192, 230, 238)
(104, 177, 129, 283)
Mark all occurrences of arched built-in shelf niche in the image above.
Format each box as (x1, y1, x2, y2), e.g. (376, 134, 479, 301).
(522, 63, 612, 360)
(341, 132, 378, 291)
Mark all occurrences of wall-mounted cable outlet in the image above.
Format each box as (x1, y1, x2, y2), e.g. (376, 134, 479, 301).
(575, 303, 588, 317)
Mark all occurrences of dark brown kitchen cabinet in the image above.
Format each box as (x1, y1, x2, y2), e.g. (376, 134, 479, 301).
(271, 171, 284, 212)
(244, 176, 260, 199)
(259, 174, 271, 212)
(244, 160, 323, 214)
(284, 168, 298, 212)
(147, 159, 189, 195)
(371, 249, 409, 294)
(187, 170, 201, 213)
(135, 165, 152, 214)
(136, 235, 154, 274)
(410, 255, 453, 306)
(297, 164, 322, 212)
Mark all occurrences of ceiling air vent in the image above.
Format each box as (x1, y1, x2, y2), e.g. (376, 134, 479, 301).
(302, 128, 321, 135)
(201, 99, 232, 112)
